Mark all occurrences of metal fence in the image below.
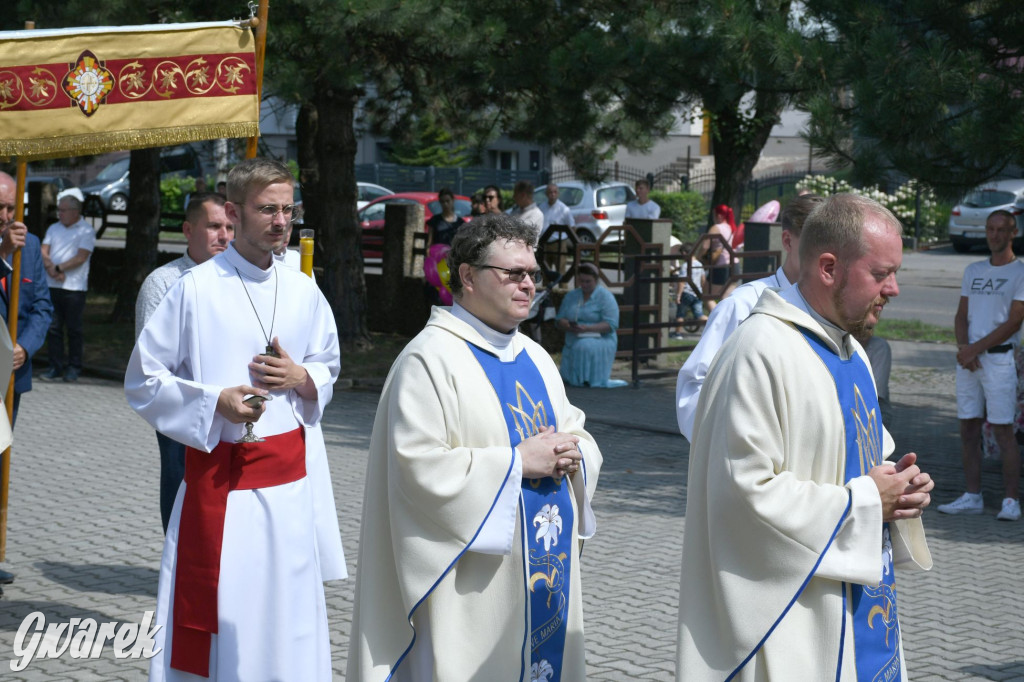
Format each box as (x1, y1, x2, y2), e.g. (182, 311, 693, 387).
(549, 162, 689, 190)
(355, 163, 549, 195)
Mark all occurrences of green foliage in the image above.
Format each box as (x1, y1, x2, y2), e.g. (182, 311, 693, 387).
(651, 190, 707, 242)
(389, 115, 470, 167)
(159, 176, 195, 216)
(875, 319, 955, 344)
(802, 0, 1024, 196)
(796, 175, 950, 243)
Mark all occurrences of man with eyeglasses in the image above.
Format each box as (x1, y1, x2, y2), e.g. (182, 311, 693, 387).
(126, 158, 344, 680)
(0, 171, 54, 595)
(40, 188, 93, 383)
(349, 213, 603, 681)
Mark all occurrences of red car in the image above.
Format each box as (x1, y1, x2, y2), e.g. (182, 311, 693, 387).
(359, 192, 472, 259)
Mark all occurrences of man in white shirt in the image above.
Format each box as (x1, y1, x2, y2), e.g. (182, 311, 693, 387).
(40, 189, 95, 383)
(539, 183, 573, 229)
(675, 194, 823, 441)
(506, 179, 544, 239)
(939, 209, 1024, 521)
(625, 178, 660, 220)
(135, 192, 233, 533)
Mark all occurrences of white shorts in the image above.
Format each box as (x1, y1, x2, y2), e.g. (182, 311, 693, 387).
(956, 351, 1018, 423)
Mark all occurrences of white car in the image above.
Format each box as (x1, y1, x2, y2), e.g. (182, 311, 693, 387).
(357, 182, 394, 210)
(533, 181, 637, 242)
(949, 179, 1024, 253)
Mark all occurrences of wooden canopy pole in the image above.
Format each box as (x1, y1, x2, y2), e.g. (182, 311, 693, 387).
(0, 161, 26, 563)
(245, 0, 270, 159)
(0, 18, 34, 563)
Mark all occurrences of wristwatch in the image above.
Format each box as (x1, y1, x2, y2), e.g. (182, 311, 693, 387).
(54, 264, 61, 274)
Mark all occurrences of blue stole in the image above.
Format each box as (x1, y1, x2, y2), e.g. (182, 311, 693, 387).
(799, 328, 901, 682)
(467, 342, 575, 682)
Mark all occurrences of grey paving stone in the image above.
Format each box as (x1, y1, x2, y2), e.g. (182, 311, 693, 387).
(0, 341, 1018, 681)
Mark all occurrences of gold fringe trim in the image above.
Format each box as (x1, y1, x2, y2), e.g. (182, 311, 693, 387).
(0, 122, 259, 162)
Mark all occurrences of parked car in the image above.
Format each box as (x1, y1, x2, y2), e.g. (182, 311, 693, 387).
(80, 145, 204, 214)
(358, 192, 472, 258)
(357, 182, 394, 210)
(533, 181, 637, 242)
(949, 179, 1024, 253)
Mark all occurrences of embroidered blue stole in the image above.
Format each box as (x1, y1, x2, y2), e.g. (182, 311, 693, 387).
(799, 328, 901, 682)
(467, 342, 575, 682)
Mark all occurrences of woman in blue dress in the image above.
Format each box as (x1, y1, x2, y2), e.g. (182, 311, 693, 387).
(556, 262, 623, 387)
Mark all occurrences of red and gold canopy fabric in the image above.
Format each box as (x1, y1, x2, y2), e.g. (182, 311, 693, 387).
(0, 21, 259, 160)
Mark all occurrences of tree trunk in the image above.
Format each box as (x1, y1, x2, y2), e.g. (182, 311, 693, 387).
(311, 87, 370, 349)
(296, 103, 322, 242)
(708, 91, 786, 219)
(110, 147, 161, 323)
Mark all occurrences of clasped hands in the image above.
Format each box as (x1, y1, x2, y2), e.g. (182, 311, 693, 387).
(956, 344, 980, 371)
(868, 452, 934, 522)
(519, 425, 582, 481)
(216, 337, 311, 423)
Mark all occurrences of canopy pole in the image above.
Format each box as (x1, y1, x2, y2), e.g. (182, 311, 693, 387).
(245, 0, 270, 159)
(0, 21, 36, 562)
(0, 164, 27, 565)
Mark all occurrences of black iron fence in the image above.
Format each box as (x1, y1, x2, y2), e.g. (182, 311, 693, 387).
(356, 163, 549, 196)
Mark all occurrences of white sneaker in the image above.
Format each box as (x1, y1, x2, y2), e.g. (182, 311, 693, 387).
(997, 498, 1021, 521)
(937, 492, 984, 515)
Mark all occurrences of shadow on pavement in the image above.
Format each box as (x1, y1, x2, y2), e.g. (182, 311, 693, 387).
(0, 601, 122, 632)
(961, 662, 1024, 680)
(32, 561, 159, 598)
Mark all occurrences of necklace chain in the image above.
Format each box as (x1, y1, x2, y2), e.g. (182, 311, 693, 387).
(235, 267, 278, 347)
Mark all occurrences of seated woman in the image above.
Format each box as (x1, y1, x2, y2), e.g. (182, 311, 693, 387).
(556, 262, 625, 388)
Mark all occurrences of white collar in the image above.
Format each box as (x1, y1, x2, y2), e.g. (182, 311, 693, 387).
(450, 302, 518, 361)
(224, 242, 274, 282)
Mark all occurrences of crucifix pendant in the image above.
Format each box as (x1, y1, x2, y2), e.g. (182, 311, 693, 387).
(265, 344, 280, 358)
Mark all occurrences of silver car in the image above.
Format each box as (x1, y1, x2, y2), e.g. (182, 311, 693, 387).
(357, 182, 394, 210)
(948, 179, 1024, 253)
(534, 181, 637, 242)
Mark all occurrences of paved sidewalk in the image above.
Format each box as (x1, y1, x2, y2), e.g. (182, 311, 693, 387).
(0, 340, 1020, 680)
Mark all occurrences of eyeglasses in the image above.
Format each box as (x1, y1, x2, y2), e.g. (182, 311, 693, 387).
(478, 265, 542, 283)
(254, 203, 302, 222)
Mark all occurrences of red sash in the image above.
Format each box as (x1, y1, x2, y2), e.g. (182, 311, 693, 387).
(170, 427, 306, 677)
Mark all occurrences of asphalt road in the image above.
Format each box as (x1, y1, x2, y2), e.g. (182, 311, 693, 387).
(885, 244, 981, 329)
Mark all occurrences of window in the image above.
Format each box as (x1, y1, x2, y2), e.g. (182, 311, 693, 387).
(559, 187, 584, 206)
(496, 151, 518, 171)
(964, 190, 1016, 208)
(596, 186, 634, 207)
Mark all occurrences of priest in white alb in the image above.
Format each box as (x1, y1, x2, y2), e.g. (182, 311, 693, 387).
(677, 194, 934, 681)
(125, 158, 342, 682)
(347, 213, 602, 681)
